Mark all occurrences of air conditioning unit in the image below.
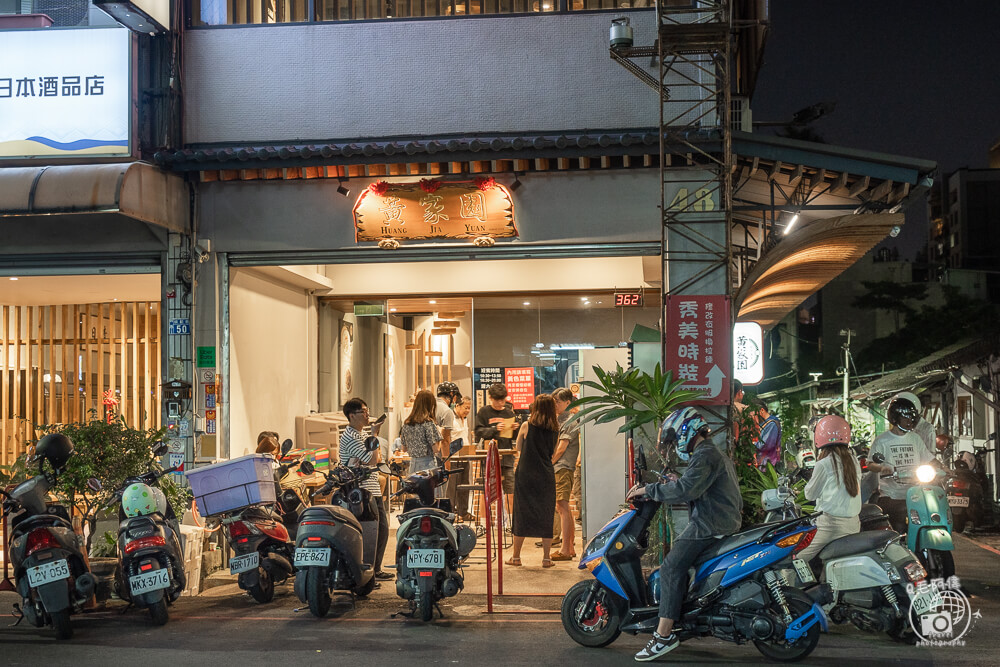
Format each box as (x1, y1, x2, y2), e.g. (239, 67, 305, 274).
(731, 96, 752, 133)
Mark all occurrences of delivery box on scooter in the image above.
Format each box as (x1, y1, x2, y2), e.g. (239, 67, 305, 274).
(186, 454, 277, 516)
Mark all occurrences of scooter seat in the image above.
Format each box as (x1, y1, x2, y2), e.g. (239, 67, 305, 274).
(694, 524, 773, 565)
(859, 504, 887, 522)
(299, 505, 362, 533)
(400, 507, 453, 522)
(817, 530, 901, 561)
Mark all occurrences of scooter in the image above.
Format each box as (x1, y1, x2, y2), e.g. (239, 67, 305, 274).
(105, 441, 185, 625)
(762, 471, 891, 531)
(387, 460, 477, 621)
(562, 458, 828, 661)
(872, 453, 955, 580)
(219, 439, 311, 603)
(292, 460, 378, 617)
(948, 444, 994, 532)
(761, 481, 927, 641)
(0, 455, 98, 639)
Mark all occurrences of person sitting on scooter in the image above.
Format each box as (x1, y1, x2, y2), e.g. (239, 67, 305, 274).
(794, 415, 862, 571)
(868, 397, 935, 534)
(340, 397, 393, 582)
(626, 407, 742, 662)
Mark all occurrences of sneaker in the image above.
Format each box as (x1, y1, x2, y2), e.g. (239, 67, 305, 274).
(374, 571, 395, 581)
(635, 631, 679, 661)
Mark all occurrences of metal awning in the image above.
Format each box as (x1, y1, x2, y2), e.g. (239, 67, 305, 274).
(0, 162, 189, 233)
(734, 212, 902, 328)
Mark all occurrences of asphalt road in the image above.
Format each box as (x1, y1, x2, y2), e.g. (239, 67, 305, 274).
(2, 534, 999, 666)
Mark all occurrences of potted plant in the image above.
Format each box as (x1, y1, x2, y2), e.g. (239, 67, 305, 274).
(569, 363, 703, 561)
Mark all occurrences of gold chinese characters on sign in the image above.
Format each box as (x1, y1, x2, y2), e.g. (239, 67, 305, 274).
(353, 179, 517, 243)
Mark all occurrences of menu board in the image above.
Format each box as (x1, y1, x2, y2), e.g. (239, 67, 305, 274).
(504, 367, 536, 410)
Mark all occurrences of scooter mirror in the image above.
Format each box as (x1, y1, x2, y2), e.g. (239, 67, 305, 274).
(281, 438, 293, 456)
(871, 452, 885, 464)
(348, 457, 361, 467)
(152, 441, 169, 457)
(299, 460, 315, 475)
(86, 477, 103, 492)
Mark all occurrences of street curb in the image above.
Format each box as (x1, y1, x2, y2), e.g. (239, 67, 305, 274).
(955, 531, 1000, 557)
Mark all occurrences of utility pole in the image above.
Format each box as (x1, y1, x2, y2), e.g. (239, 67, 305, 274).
(839, 329, 855, 415)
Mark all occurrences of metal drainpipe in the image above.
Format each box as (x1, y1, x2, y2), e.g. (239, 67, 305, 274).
(219, 253, 230, 460)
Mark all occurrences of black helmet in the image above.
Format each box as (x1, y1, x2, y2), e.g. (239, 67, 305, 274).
(437, 381, 460, 399)
(887, 398, 919, 432)
(34, 433, 75, 471)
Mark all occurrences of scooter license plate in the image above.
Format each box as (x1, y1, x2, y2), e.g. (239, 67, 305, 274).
(26, 559, 70, 587)
(948, 495, 969, 507)
(294, 547, 331, 567)
(406, 548, 445, 569)
(911, 584, 943, 616)
(792, 558, 815, 584)
(230, 551, 260, 575)
(129, 568, 171, 595)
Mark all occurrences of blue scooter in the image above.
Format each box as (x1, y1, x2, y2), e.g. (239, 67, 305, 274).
(872, 453, 955, 580)
(562, 462, 827, 661)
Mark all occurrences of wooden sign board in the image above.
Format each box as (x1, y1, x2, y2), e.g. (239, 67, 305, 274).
(354, 181, 517, 242)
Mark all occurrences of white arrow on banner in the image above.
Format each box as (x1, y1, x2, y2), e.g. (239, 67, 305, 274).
(684, 365, 725, 399)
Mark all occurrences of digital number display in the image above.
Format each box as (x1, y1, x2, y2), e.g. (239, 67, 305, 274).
(615, 292, 644, 307)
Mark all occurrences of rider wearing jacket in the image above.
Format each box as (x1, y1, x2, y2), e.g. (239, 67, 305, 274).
(626, 407, 742, 661)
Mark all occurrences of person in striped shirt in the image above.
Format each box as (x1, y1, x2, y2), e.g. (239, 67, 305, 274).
(340, 397, 393, 581)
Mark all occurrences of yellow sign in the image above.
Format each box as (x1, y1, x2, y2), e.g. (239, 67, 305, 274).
(353, 179, 517, 242)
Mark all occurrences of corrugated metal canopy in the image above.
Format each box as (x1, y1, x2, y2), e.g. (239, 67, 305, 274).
(0, 162, 188, 234)
(734, 212, 902, 328)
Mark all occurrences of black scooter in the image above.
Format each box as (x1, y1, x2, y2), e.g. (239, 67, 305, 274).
(105, 442, 185, 625)
(292, 459, 378, 617)
(388, 460, 477, 621)
(949, 444, 994, 532)
(0, 454, 97, 639)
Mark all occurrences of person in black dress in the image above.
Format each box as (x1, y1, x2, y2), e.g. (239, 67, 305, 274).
(506, 394, 559, 568)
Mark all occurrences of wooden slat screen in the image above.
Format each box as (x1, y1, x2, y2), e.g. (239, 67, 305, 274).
(1, 302, 161, 466)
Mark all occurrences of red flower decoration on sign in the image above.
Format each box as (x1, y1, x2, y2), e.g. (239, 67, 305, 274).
(419, 178, 442, 193)
(368, 181, 390, 196)
(103, 389, 119, 423)
(475, 176, 497, 191)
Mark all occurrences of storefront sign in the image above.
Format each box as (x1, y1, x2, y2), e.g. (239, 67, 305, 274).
(664, 295, 731, 404)
(733, 322, 764, 385)
(197, 346, 216, 368)
(0, 27, 131, 159)
(353, 179, 517, 243)
(504, 367, 536, 410)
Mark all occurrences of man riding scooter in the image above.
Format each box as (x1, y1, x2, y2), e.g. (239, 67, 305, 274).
(867, 397, 935, 534)
(625, 407, 742, 661)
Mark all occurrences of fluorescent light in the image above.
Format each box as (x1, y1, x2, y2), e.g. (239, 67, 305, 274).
(9, 277, 17, 281)
(523, 301, 531, 306)
(784, 214, 799, 236)
(429, 300, 437, 304)
(534, 342, 544, 348)
(580, 297, 588, 301)
(550, 343, 595, 351)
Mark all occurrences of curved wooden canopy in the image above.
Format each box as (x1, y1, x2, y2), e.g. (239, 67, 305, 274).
(735, 213, 902, 329)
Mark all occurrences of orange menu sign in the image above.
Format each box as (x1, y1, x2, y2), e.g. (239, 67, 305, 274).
(503, 367, 535, 410)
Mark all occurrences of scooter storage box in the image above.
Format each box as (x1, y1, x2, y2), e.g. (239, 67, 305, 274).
(186, 455, 276, 516)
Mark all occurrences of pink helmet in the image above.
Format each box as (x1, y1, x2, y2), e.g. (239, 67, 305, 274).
(813, 415, 851, 448)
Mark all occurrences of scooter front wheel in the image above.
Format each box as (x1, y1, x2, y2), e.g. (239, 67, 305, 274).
(921, 549, 955, 581)
(306, 567, 331, 618)
(561, 580, 622, 648)
(753, 587, 820, 662)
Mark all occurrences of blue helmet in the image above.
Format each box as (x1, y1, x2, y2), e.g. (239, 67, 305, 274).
(658, 407, 709, 462)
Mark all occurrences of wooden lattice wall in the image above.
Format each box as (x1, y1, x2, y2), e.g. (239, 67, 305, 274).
(1, 303, 161, 467)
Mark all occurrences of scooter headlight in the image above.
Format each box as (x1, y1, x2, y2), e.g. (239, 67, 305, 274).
(915, 465, 936, 484)
(583, 526, 616, 559)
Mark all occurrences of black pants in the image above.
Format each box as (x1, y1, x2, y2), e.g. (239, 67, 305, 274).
(375, 497, 389, 572)
(446, 464, 470, 515)
(877, 496, 908, 534)
(659, 536, 719, 621)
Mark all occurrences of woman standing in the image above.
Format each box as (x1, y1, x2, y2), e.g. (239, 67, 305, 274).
(507, 394, 559, 568)
(400, 390, 443, 474)
(795, 415, 862, 569)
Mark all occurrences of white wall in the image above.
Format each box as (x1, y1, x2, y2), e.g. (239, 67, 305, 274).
(229, 268, 316, 457)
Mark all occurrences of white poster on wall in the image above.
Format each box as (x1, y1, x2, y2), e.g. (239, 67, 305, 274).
(0, 27, 131, 159)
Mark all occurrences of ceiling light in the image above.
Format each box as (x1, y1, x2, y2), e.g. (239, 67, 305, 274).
(9, 277, 17, 281)
(429, 300, 437, 304)
(534, 342, 544, 348)
(784, 213, 799, 236)
(523, 301, 530, 306)
(390, 308, 397, 312)
(581, 297, 588, 301)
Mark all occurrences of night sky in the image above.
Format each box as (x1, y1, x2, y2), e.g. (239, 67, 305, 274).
(751, 1, 1000, 258)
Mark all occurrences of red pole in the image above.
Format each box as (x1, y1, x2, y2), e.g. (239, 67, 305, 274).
(495, 446, 503, 596)
(0, 511, 14, 591)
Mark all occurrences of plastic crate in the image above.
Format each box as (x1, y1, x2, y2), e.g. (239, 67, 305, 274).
(185, 455, 276, 517)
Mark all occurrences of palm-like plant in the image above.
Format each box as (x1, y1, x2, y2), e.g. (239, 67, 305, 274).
(568, 363, 704, 446)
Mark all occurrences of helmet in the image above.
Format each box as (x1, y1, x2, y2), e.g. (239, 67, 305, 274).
(887, 397, 919, 432)
(658, 407, 709, 462)
(33, 433, 74, 471)
(437, 381, 460, 399)
(882, 391, 920, 411)
(813, 415, 851, 448)
(122, 483, 159, 517)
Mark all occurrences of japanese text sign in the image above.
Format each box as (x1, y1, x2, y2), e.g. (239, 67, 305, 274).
(0, 28, 130, 159)
(354, 180, 517, 242)
(665, 295, 730, 404)
(733, 321, 764, 385)
(503, 367, 536, 410)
